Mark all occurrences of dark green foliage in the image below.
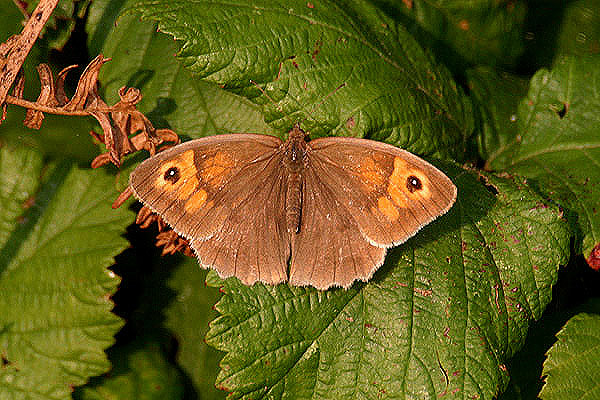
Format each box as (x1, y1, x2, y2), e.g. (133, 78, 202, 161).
(1, 0, 599, 399)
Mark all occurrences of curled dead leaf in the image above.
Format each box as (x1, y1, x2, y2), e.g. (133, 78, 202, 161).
(587, 243, 600, 271)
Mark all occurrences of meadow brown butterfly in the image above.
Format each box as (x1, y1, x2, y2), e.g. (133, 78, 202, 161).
(129, 123, 457, 290)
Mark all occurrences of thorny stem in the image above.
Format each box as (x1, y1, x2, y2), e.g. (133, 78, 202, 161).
(0, 0, 60, 103)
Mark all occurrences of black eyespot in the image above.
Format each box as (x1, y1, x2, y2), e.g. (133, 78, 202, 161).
(164, 167, 180, 184)
(406, 175, 422, 192)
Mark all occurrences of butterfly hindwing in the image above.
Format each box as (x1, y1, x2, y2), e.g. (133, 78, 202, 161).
(189, 152, 290, 285)
(289, 163, 386, 289)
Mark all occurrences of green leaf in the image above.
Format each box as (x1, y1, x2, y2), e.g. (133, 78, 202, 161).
(102, 249, 225, 398)
(0, 145, 132, 399)
(486, 55, 600, 261)
(500, 299, 600, 400)
(205, 166, 569, 399)
(371, 0, 527, 71)
(128, 0, 473, 159)
(520, 0, 600, 68)
(0, 0, 24, 40)
(539, 312, 600, 400)
(466, 67, 529, 163)
(164, 259, 225, 400)
(87, 0, 276, 137)
(75, 340, 185, 400)
(0, 111, 100, 163)
(554, 0, 600, 58)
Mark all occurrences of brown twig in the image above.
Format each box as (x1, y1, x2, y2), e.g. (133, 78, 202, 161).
(3, 54, 180, 168)
(0, 0, 60, 112)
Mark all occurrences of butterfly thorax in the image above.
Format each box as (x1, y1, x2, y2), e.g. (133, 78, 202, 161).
(283, 124, 308, 234)
(282, 123, 308, 173)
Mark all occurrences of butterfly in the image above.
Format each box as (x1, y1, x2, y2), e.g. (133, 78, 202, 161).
(129, 123, 457, 290)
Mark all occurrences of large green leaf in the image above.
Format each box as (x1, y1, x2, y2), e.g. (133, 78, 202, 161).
(0, 145, 132, 399)
(466, 67, 529, 164)
(75, 340, 185, 400)
(372, 0, 527, 71)
(539, 311, 600, 400)
(164, 259, 225, 400)
(87, 0, 276, 137)
(129, 0, 473, 159)
(486, 55, 600, 262)
(205, 167, 569, 400)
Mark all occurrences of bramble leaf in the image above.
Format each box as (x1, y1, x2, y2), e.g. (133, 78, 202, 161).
(87, 0, 277, 139)
(486, 55, 600, 262)
(129, 0, 473, 159)
(206, 167, 569, 399)
(370, 0, 527, 71)
(0, 145, 132, 399)
(540, 311, 600, 400)
(466, 67, 529, 163)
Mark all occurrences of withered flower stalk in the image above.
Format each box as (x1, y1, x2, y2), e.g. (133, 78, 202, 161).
(0, 0, 193, 260)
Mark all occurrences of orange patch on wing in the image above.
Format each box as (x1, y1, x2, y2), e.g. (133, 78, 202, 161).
(155, 150, 200, 200)
(387, 183, 407, 207)
(201, 151, 236, 187)
(378, 196, 399, 220)
(185, 189, 208, 213)
(357, 157, 387, 190)
(388, 157, 431, 203)
(178, 179, 198, 199)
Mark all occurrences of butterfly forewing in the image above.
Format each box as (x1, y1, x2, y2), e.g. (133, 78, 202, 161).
(307, 137, 457, 248)
(130, 134, 291, 285)
(130, 134, 282, 239)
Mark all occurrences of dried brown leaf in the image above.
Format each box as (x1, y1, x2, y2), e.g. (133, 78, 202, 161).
(62, 55, 110, 111)
(23, 64, 58, 129)
(56, 64, 78, 105)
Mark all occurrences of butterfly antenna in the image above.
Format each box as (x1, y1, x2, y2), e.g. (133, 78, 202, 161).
(298, 82, 346, 127)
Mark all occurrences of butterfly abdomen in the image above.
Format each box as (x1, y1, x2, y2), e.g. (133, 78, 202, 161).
(286, 172, 303, 234)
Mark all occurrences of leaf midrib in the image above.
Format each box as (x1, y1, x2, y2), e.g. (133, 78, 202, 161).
(217, 288, 361, 398)
(505, 142, 600, 169)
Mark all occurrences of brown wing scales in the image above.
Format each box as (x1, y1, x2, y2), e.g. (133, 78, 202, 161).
(130, 134, 290, 285)
(130, 133, 456, 290)
(289, 165, 386, 290)
(190, 157, 289, 285)
(307, 137, 457, 249)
